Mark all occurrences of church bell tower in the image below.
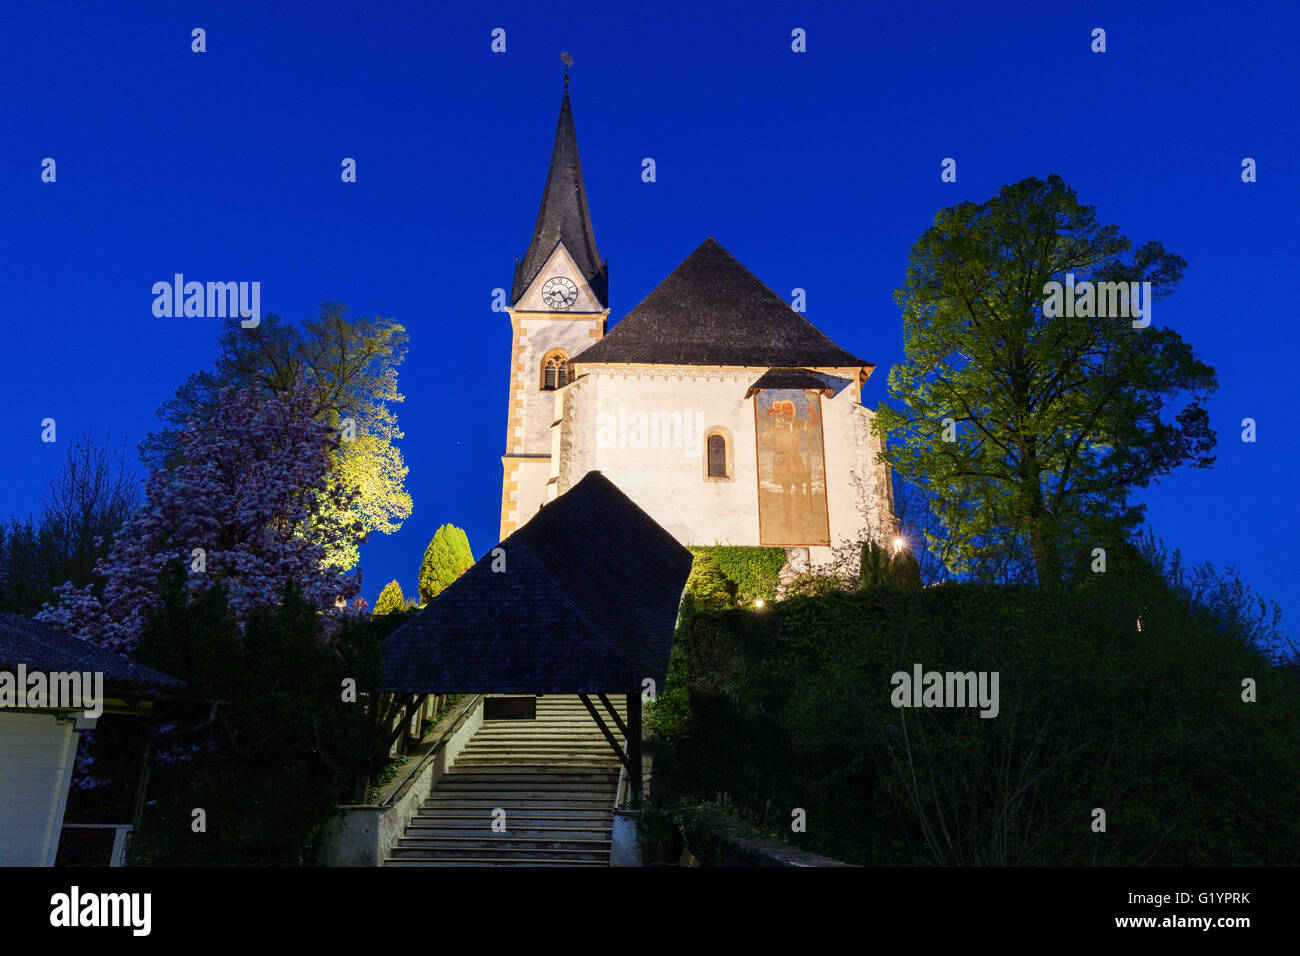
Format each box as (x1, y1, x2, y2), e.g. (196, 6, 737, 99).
(500, 61, 609, 540)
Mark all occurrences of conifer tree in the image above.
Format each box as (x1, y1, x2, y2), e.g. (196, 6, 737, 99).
(373, 579, 405, 616)
(417, 524, 474, 604)
(681, 550, 736, 615)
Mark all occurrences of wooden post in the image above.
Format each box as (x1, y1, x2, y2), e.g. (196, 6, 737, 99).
(626, 692, 643, 804)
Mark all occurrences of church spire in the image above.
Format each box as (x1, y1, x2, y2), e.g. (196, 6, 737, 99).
(511, 63, 607, 308)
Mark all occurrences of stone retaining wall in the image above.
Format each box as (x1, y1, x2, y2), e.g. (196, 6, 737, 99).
(318, 697, 484, 866)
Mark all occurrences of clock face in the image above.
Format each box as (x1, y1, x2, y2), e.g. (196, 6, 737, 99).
(541, 276, 579, 310)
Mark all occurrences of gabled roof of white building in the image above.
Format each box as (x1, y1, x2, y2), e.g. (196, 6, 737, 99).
(574, 237, 872, 371)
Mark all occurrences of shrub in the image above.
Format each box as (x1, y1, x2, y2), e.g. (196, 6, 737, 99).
(681, 550, 735, 616)
(688, 546, 786, 604)
(127, 562, 389, 865)
(861, 540, 921, 590)
(783, 570, 849, 598)
(651, 561, 1300, 866)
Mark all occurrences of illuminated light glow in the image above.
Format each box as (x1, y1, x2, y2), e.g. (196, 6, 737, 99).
(754, 599, 765, 609)
(893, 536, 905, 555)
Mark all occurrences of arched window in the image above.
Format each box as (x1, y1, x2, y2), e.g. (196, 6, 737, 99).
(703, 427, 733, 481)
(707, 434, 726, 477)
(539, 349, 572, 391)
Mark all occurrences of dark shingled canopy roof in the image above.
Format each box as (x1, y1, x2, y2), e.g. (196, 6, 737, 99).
(574, 237, 872, 370)
(511, 86, 608, 308)
(745, 367, 840, 398)
(0, 613, 184, 692)
(382, 471, 692, 695)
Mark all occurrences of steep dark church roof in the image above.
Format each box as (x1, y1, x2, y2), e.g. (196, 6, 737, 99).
(0, 613, 184, 692)
(382, 472, 692, 695)
(574, 238, 871, 370)
(511, 85, 608, 308)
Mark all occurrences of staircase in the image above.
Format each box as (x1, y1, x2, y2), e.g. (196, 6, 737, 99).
(385, 695, 625, 866)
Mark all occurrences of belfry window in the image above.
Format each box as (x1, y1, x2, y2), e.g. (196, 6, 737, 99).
(540, 350, 572, 391)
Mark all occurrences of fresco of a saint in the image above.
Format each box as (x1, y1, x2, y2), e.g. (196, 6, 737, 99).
(754, 389, 830, 545)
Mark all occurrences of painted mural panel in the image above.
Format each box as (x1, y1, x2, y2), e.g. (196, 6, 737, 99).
(754, 389, 830, 546)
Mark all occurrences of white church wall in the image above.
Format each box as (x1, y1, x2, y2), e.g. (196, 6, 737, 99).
(511, 458, 552, 532)
(555, 367, 895, 570)
(561, 368, 761, 547)
(813, 387, 895, 571)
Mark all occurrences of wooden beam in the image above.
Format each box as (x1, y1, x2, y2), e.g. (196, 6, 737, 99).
(577, 694, 631, 771)
(384, 694, 421, 753)
(596, 693, 629, 738)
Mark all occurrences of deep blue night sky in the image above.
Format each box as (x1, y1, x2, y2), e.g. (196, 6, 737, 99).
(3, 1, 1297, 620)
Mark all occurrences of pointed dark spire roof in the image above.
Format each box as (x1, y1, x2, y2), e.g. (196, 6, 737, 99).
(574, 238, 872, 370)
(511, 85, 607, 307)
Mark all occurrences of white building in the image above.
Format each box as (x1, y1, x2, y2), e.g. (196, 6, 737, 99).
(500, 75, 896, 572)
(0, 613, 181, 867)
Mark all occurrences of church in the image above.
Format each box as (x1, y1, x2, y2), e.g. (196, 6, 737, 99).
(500, 75, 897, 575)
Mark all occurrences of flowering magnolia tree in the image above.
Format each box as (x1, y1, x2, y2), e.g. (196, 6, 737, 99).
(39, 382, 363, 653)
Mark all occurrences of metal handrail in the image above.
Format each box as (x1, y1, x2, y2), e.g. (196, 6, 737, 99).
(615, 756, 628, 809)
(378, 694, 482, 808)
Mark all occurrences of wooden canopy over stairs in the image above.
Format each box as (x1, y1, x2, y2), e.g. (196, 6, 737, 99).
(379, 472, 692, 866)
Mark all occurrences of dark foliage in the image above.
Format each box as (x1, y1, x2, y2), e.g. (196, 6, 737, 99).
(124, 562, 390, 865)
(650, 546, 1297, 865)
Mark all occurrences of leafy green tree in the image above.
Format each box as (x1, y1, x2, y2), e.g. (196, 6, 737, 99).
(877, 175, 1217, 585)
(373, 579, 406, 616)
(417, 524, 474, 604)
(139, 304, 412, 570)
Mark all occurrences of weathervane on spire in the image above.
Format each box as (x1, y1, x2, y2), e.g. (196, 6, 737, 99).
(561, 50, 573, 88)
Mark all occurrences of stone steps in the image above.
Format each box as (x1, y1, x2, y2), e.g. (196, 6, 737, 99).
(384, 694, 624, 867)
(418, 800, 614, 811)
(386, 859, 607, 867)
(397, 827, 611, 841)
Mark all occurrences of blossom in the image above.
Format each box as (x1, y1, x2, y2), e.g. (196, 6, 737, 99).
(39, 381, 363, 652)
